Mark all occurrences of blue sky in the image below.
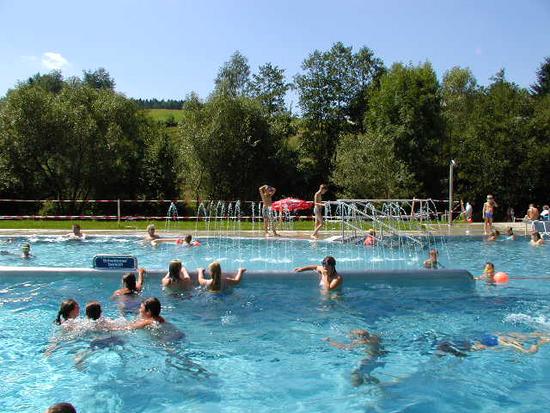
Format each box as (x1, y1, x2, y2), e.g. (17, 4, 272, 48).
(1, 0, 549, 102)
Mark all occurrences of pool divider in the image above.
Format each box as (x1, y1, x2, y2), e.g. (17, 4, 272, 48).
(0, 266, 475, 286)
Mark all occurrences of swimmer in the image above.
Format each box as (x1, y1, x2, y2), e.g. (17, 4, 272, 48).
(531, 231, 545, 246)
(198, 262, 245, 292)
(162, 259, 193, 291)
(325, 329, 385, 386)
(423, 249, 440, 269)
(66, 224, 85, 240)
(45, 402, 77, 413)
(153, 234, 201, 246)
(55, 299, 80, 325)
(482, 195, 498, 235)
(474, 262, 495, 282)
(113, 268, 146, 297)
(21, 243, 32, 259)
(83, 301, 115, 329)
(437, 332, 550, 356)
(486, 229, 500, 242)
(144, 224, 160, 242)
(294, 256, 343, 291)
(112, 269, 146, 312)
(363, 229, 376, 246)
(259, 184, 278, 237)
(311, 184, 328, 239)
(505, 227, 516, 240)
(122, 297, 165, 329)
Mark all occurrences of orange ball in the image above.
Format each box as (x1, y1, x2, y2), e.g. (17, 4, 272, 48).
(493, 272, 509, 284)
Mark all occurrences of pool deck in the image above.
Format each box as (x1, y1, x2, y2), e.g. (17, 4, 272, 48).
(0, 222, 534, 239)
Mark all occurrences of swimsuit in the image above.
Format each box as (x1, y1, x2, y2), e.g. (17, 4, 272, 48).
(484, 211, 493, 219)
(479, 334, 499, 347)
(262, 206, 274, 220)
(314, 206, 322, 216)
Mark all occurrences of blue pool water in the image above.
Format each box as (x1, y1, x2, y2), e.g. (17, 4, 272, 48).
(1, 235, 549, 412)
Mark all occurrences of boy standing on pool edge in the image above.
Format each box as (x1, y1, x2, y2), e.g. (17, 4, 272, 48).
(259, 184, 279, 237)
(311, 184, 328, 239)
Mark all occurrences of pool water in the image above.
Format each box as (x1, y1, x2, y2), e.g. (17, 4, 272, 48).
(1, 236, 549, 412)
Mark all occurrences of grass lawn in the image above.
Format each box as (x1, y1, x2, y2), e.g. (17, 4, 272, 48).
(144, 109, 185, 123)
(0, 219, 329, 231)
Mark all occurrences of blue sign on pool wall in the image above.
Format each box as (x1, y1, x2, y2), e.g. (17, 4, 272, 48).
(93, 255, 137, 270)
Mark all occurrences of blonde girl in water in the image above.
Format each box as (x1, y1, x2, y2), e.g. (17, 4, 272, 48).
(162, 259, 193, 291)
(197, 261, 246, 292)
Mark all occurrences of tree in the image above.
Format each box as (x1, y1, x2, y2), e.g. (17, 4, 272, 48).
(25, 70, 64, 94)
(214, 51, 251, 97)
(249, 63, 291, 116)
(365, 62, 444, 196)
(295, 42, 384, 184)
(177, 92, 277, 200)
(531, 56, 550, 96)
(0, 79, 155, 209)
(82, 68, 116, 90)
(332, 132, 416, 198)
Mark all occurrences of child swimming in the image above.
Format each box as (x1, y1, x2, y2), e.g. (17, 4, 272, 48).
(112, 269, 146, 312)
(475, 262, 496, 282)
(423, 249, 440, 269)
(55, 299, 80, 325)
(531, 231, 545, 246)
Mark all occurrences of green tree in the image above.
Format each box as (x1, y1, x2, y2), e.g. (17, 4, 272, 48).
(531, 56, 550, 96)
(214, 51, 251, 97)
(365, 62, 444, 196)
(177, 92, 277, 200)
(295, 42, 384, 184)
(82, 68, 116, 90)
(332, 132, 416, 198)
(25, 70, 64, 94)
(249, 63, 291, 116)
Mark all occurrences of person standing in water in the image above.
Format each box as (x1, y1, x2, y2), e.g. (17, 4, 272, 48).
(311, 184, 328, 239)
(54, 299, 80, 325)
(66, 224, 85, 240)
(21, 243, 32, 259)
(162, 259, 193, 291)
(259, 185, 278, 237)
(294, 256, 343, 291)
(482, 195, 498, 235)
(112, 268, 146, 312)
(423, 249, 440, 269)
(144, 224, 160, 242)
(197, 262, 246, 292)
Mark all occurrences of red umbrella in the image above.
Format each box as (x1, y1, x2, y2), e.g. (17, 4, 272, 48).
(271, 197, 314, 212)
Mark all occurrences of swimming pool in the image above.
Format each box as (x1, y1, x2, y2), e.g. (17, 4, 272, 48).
(1, 235, 549, 412)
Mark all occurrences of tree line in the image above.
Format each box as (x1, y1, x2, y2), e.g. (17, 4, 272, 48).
(0, 44, 548, 218)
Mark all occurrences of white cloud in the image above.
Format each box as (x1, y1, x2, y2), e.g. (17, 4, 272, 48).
(41, 52, 69, 70)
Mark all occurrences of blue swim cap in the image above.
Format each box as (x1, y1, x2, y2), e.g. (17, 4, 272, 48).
(480, 334, 499, 347)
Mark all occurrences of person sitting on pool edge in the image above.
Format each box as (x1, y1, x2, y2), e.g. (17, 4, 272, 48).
(436, 332, 550, 357)
(294, 256, 343, 291)
(197, 261, 246, 292)
(531, 231, 545, 246)
(45, 402, 77, 413)
(162, 259, 193, 291)
(66, 224, 85, 240)
(423, 249, 440, 269)
(325, 329, 385, 386)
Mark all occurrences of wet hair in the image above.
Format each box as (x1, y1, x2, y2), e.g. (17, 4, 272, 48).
(429, 249, 438, 256)
(122, 273, 137, 293)
(146, 224, 155, 232)
(168, 260, 182, 280)
(21, 243, 31, 252)
(184, 234, 192, 244)
(55, 299, 78, 325)
(485, 262, 495, 271)
(532, 232, 541, 241)
(85, 301, 102, 320)
(143, 297, 161, 317)
(322, 256, 336, 268)
(72, 224, 80, 231)
(46, 402, 77, 413)
(492, 229, 500, 237)
(208, 261, 222, 291)
(506, 227, 514, 235)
